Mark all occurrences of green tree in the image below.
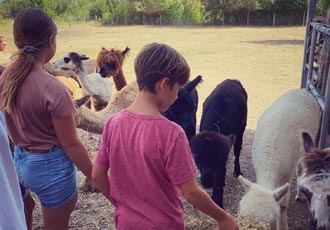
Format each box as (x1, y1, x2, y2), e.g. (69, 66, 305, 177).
(89, 0, 110, 20)
(318, 0, 330, 13)
(238, 0, 259, 25)
(164, 0, 184, 24)
(202, 0, 241, 24)
(182, 0, 203, 24)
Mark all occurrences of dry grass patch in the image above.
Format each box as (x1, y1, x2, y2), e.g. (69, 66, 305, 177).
(0, 22, 309, 229)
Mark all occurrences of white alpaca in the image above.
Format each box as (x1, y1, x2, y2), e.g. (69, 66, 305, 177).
(53, 53, 98, 74)
(238, 88, 321, 230)
(53, 52, 112, 111)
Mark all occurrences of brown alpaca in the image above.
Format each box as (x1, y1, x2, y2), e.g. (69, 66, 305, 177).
(97, 47, 130, 91)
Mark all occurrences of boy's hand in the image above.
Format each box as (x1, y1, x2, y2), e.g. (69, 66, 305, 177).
(216, 212, 239, 230)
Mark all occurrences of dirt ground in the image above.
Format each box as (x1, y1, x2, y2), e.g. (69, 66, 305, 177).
(30, 124, 311, 230)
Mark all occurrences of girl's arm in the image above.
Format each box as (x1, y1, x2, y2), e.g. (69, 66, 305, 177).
(180, 178, 238, 230)
(52, 114, 93, 180)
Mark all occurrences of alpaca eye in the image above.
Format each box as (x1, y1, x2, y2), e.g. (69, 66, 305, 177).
(299, 186, 313, 202)
(64, 57, 70, 63)
(327, 195, 330, 207)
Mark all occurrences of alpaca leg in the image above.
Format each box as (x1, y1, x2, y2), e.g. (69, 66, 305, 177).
(211, 172, 226, 208)
(233, 128, 245, 177)
(212, 186, 224, 209)
(276, 195, 289, 230)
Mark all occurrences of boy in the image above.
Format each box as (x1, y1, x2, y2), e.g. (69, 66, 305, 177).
(92, 43, 238, 230)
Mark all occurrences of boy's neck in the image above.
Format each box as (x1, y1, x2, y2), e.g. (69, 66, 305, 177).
(128, 91, 161, 116)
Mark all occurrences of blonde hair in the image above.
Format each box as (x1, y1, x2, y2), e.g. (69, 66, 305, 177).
(1, 8, 57, 113)
(134, 43, 190, 93)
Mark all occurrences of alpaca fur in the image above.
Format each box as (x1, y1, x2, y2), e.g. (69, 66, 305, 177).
(239, 88, 321, 230)
(75, 81, 138, 134)
(75, 75, 202, 135)
(190, 131, 233, 208)
(296, 132, 330, 230)
(239, 181, 281, 222)
(44, 62, 81, 86)
(190, 79, 247, 208)
(97, 47, 130, 91)
(199, 79, 247, 177)
(53, 52, 112, 111)
(52, 54, 98, 74)
(43, 63, 83, 98)
(56, 76, 82, 99)
(162, 75, 202, 140)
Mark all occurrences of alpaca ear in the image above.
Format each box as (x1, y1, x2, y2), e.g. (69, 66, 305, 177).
(79, 54, 89, 61)
(302, 132, 314, 153)
(184, 75, 202, 93)
(273, 183, 290, 203)
(123, 47, 130, 56)
(238, 175, 252, 191)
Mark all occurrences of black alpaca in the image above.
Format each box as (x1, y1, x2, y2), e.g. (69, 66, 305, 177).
(163, 75, 202, 140)
(190, 79, 248, 208)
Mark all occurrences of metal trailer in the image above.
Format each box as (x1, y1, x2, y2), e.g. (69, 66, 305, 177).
(301, 0, 330, 148)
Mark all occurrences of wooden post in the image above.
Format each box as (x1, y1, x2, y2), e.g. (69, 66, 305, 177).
(302, 10, 306, 26)
(273, 12, 276, 27)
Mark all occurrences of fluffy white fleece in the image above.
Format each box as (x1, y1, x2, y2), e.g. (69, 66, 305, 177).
(239, 88, 321, 230)
(239, 183, 280, 223)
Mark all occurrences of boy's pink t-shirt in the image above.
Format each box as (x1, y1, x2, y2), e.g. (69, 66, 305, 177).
(96, 109, 197, 230)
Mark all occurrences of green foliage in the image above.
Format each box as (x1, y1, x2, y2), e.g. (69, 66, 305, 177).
(0, 0, 312, 25)
(182, 0, 204, 24)
(318, 0, 330, 13)
(164, 0, 184, 24)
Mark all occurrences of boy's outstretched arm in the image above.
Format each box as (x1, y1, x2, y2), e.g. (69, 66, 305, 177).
(180, 178, 238, 230)
(92, 163, 114, 204)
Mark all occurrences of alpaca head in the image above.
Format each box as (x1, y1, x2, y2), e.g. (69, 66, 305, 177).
(296, 132, 330, 230)
(97, 47, 130, 78)
(53, 52, 89, 73)
(190, 131, 233, 188)
(163, 75, 203, 140)
(238, 175, 290, 223)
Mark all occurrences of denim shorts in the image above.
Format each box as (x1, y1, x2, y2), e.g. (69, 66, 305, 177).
(14, 145, 78, 208)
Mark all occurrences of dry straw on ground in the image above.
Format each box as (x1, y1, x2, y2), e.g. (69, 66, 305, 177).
(0, 22, 309, 229)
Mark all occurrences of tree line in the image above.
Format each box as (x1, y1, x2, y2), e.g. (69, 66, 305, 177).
(0, 0, 329, 26)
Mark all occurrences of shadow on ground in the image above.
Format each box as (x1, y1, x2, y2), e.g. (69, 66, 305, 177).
(242, 39, 304, 46)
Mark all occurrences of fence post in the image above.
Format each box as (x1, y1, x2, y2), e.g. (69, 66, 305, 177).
(301, 0, 317, 88)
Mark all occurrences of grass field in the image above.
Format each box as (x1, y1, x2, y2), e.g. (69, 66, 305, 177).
(0, 21, 310, 229)
(0, 21, 306, 130)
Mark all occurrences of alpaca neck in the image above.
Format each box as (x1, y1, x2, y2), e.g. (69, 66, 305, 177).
(75, 68, 95, 95)
(75, 106, 107, 134)
(113, 69, 127, 91)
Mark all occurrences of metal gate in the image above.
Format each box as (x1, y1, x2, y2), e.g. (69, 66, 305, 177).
(301, 0, 330, 148)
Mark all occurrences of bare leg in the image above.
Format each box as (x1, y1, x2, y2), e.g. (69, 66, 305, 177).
(24, 191, 35, 230)
(42, 194, 78, 230)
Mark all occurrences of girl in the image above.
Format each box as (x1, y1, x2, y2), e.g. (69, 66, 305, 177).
(0, 8, 94, 229)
